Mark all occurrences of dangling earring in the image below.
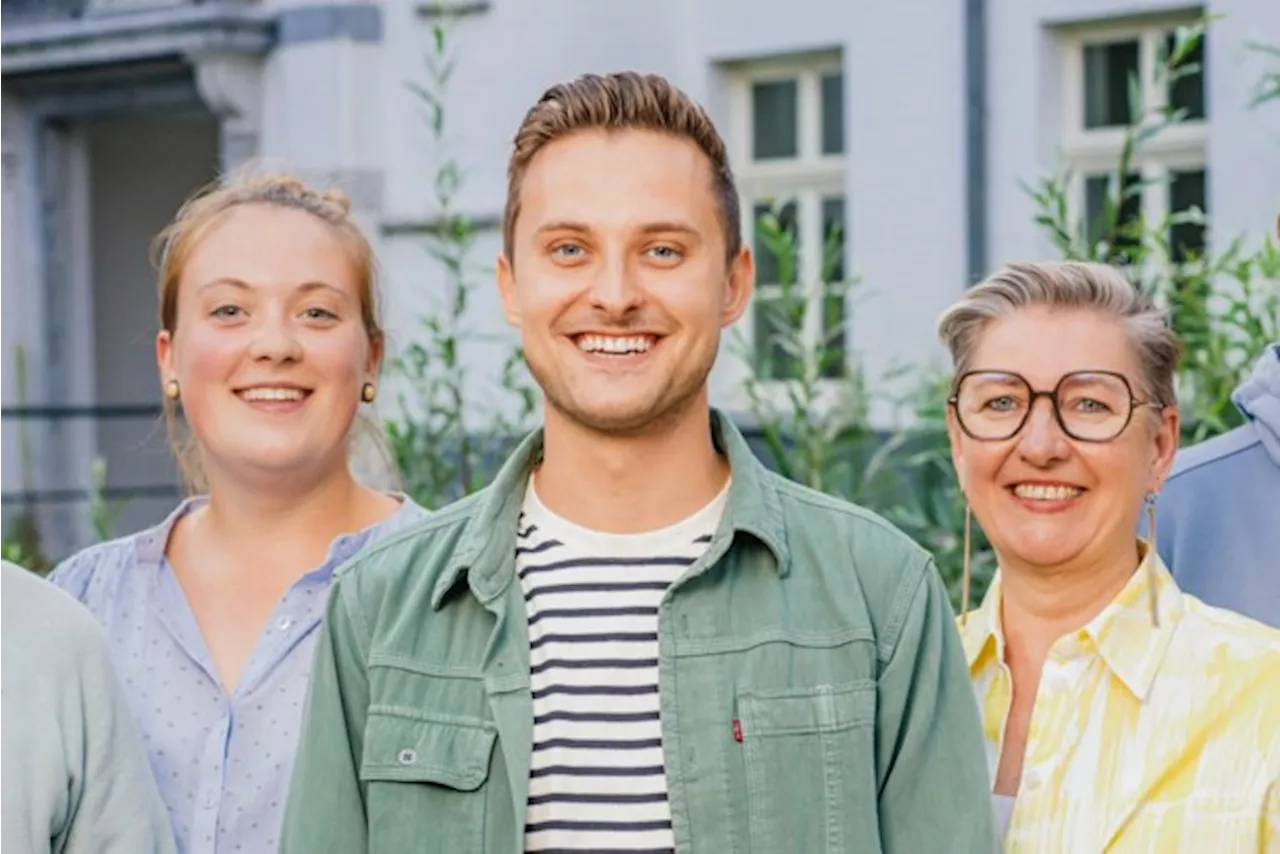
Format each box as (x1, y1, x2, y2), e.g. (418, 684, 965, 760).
(961, 502, 973, 627)
(360, 382, 376, 403)
(164, 379, 180, 401)
(1144, 492, 1160, 628)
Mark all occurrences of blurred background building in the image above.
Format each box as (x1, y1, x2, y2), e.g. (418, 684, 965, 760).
(3, 0, 1278, 560)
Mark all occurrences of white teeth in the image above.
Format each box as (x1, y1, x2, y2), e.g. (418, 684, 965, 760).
(239, 387, 305, 402)
(577, 334, 653, 355)
(1013, 484, 1082, 501)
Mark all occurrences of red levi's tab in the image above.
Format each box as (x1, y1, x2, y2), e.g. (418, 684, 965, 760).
(732, 719, 743, 742)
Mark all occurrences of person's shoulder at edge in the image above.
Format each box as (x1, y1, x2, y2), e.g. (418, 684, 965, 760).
(3, 560, 107, 649)
(1165, 420, 1264, 484)
(48, 493, 426, 602)
(327, 487, 493, 598)
(2, 561, 179, 854)
(45, 526, 155, 603)
(1179, 584, 1280, 657)
(753, 468, 944, 653)
(763, 467, 933, 564)
(1175, 589, 1280, 756)
(383, 494, 432, 526)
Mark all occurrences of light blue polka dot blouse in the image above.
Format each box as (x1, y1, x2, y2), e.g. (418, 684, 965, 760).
(48, 495, 427, 854)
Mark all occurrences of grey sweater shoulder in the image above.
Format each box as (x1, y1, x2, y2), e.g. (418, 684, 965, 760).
(1, 561, 176, 854)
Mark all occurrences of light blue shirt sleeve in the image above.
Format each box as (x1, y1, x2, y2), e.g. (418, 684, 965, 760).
(1, 561, 177, 854)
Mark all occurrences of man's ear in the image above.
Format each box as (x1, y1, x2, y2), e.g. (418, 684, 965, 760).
(720, 245, 755, 328)
(497, 251, 520, 327)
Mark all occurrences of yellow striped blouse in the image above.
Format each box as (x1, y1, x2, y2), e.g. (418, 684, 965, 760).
(960, 544, 1280, 853)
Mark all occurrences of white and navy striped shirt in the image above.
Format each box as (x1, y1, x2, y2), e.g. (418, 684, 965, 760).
(517, 481, 728, 854)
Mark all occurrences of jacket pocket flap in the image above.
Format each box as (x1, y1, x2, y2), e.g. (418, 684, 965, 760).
(739, 680, 875, 736)
(360, 709, 497, 790)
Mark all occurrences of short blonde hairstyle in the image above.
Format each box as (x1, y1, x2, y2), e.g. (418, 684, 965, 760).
(937, 260, 1181, 406)
(502, 71, 741, 263)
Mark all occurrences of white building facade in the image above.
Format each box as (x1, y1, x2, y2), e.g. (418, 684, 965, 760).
(3, 0, 1277, 558)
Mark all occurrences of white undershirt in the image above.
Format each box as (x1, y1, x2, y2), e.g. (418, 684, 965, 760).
(516, 481, 729, 854)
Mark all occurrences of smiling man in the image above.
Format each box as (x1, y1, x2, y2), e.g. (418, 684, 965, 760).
(281, 72, 998, 854)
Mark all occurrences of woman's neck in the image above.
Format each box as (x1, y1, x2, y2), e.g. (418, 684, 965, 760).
(998, 542, 1142, 669)
(189, 466, 398, 573)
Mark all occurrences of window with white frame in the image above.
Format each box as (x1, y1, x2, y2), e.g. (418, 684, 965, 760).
(726, 54, 847, 382)
(1059, 19, 1207, 264)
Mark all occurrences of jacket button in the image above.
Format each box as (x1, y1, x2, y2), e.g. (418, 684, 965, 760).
(397, 748, 418, 765)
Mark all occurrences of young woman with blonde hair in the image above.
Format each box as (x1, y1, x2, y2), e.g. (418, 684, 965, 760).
(51, 170, 426, 854)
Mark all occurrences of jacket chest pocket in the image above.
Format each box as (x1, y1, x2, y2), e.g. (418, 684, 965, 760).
(359, 710, 497, 853)
(737, 680, 879, 854)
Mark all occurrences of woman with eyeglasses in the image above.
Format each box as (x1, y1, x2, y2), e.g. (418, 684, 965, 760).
(938, 260, 1280, 852)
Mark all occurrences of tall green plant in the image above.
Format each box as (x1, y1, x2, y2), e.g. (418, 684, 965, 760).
(1245, 40, 1280, 107)
(385, 19, 536, 509)
(1027, 20, 1279, 444)
(734, 207, 879, 496)
(734, 196, 994, 607)
(2, 344, 51, 573)
(732, 19, 1276, 611)
(87, 457, 127, 542)
(0, 538, 40, 571)
(872, 372, 997, 608)
(3, 350, 124, 570)
(913, 21, 1276, 605)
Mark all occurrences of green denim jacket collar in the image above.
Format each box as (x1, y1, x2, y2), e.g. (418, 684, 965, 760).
(431, 408, 791, 612)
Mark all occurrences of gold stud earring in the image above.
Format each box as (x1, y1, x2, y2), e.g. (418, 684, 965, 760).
(164, 380, 180, 401)
(361, 382, 376, 403)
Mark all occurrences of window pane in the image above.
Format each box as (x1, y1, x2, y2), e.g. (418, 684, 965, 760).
(820, 194, 847, 378)
(1167, 31, 1206, 121)
(752, 79, 799, 160)
(753, 293, 802, 381)
(821, 73, 844, 155)
(1083, 40, 1139, 128)
(752, 200, 800, 381)
(821, 195, 846, 283)
(753, 200, 799, 285)
(1085, 172, 1143, 264)
(820, 290, 847, 379)
(1169, 169, 1207, 262)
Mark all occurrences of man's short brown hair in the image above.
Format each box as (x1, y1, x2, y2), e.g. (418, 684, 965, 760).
(502, 71, 741, 264)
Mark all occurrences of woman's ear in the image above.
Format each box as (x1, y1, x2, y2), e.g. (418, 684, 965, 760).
(1148, 404, 1181, 494)
(946, 404, 967, 494)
